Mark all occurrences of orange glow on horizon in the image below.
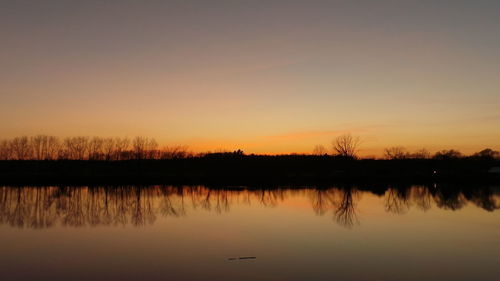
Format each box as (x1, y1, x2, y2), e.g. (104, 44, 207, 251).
(1, 1, 499, 157)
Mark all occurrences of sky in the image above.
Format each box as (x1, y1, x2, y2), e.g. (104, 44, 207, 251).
(1, 0, 499, 156)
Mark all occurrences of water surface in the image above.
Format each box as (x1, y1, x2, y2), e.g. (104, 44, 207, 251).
(1, 185, 499, 281)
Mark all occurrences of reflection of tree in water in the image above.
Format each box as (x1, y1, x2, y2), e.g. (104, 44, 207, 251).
(255, 189, 286, 207)
(382, 184, 499, 214)
(309, 188, 360, 228)
(411, 186, 432, 211)
(0, 186, 291, 228)
(385, 187, 411, 214)
(0, 185, 499, 229)
(0, 187, 56, 228)
(384, 184, 435, 214)
(310, 189, 334, 215)
(158, 186, 186, 217)
(188, 187, 231, 213)
(462, 188, 498, 211)
(334, 189, 359, 228)
(0, 186, 165, 228)
(433, 188, 467, 211)
(0, 187, 58, 228)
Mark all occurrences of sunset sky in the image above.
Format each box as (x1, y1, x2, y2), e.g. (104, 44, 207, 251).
(1, 0, 499, 156)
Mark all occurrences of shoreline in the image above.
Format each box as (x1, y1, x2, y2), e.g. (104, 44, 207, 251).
(1, 157, 499, 185)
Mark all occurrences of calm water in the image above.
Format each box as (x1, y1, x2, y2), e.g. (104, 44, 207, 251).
(1, 185, 499, 281)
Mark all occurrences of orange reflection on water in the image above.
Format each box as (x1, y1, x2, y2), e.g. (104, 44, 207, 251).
(1, 185, 498, 229)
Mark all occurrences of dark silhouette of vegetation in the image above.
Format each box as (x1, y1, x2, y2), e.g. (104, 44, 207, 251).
(0, 135, 191, 160)
(384, 147, 432, 160)
(433, 149, 463, 160)
(0, 135, 499, 184)
(412, 148, 432, 159)
(384, 146, 409, 160)
(472, 148, 500, 160)
(312, 145, 328, 156)
(331, 133, 361, 159)
(382, 146, 499, 161)
(1, 184, 498, 229)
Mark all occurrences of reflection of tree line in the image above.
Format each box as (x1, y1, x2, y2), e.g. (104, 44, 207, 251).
(0, 185, 499, 229)
(382, 185, 499, 213)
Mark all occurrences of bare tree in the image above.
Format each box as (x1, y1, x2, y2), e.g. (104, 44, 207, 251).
(312, 145, 327, 156)
(132, 137, 146, 160)
(88, 137, 104, 160)
(0, 135, 189, 160)
(102, 138, 115, 161)
(410, 148, 430, 159)
(46, 136, 60, 160)
(11, 136, 32, 160)
(332, 133, 360, 158)
(30, 135, 60, 160)
(145, 138, 159, 159)
(63, 137, 89, 160)
(30, 135, 46, 160)
(132, 137, 158, 160)
(0, 140, 12, 160)
(114, 137, 130, 160)
(384, 146, 408, 160)
(160, 145, 190, 159)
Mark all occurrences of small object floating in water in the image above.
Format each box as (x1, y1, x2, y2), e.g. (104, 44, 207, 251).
(227, 256, 256, 261)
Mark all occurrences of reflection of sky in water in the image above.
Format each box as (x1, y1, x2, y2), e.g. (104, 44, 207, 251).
(1, 185, 500, 281)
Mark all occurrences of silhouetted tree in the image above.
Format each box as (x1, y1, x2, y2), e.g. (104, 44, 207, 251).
(433, 149, 462, 160)
(11, 136, 32, 160)
(472, 148, 499, 160)
(30, 135, 46, 160)
(0, 140, 12, 160)
(133, 137, 149, 160)
(102, 138, 116, 161)
(160, 145, 191, 159)
(384, 146, 408, 159)
(409, 148, 431, 159)
(312, 145, 327, 155)
(63, 137, 89, 160)
(332, 133, 360, 158)
(114, 137, 130, 160)
(88, 137, 105, 160)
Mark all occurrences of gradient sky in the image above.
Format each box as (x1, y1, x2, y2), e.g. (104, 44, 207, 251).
(1, 0, 499, 156)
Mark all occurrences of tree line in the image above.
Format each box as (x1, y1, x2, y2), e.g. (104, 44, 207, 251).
(383, 146, 500, 160)
(0, 135, 190, 160)
(313, 133, 500, 160)
(1, 134, 498, 161)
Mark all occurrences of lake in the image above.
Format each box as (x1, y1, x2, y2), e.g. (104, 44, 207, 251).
(1, 184, 499, 281)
